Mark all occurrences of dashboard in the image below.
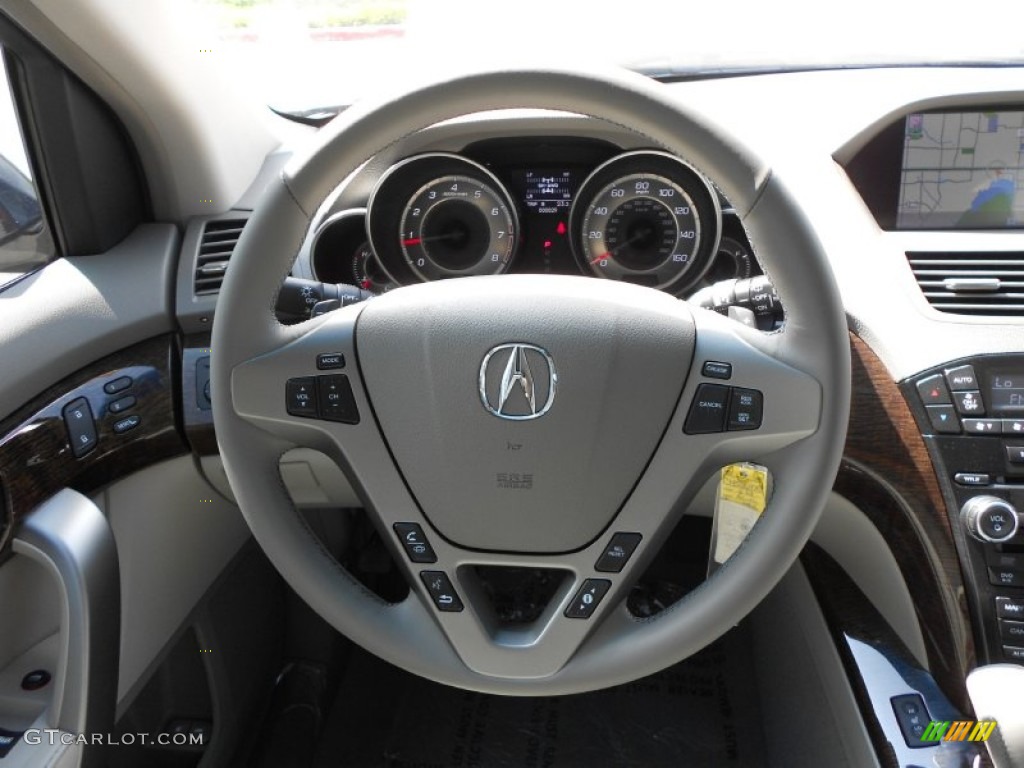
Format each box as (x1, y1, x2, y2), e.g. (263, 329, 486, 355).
(301, 138, 760, 298)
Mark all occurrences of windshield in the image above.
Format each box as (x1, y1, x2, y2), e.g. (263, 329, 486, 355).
(189, 0, 1024, 112)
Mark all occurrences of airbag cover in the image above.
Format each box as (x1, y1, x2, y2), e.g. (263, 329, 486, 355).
(356, 275, 694, 552)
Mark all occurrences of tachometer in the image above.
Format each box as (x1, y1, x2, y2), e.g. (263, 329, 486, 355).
(570, 151, 720, 292)
(399, 174, 516, 281)
(368, 154, 519, 284)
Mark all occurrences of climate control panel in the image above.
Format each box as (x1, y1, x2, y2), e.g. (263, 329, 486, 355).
(906, 354, 1024, 667)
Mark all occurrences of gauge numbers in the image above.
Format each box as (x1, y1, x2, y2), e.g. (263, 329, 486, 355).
(400, 174, 516, 281)
(581, 174, 699, 287)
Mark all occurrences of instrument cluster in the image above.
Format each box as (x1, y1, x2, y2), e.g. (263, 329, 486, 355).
(309, 138, 759, 296)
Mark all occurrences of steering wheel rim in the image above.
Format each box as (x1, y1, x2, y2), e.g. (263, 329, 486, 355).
(211, 65, 850, 695)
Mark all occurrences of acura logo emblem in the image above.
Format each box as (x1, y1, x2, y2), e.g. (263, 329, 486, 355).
(479, 344, 557, 420)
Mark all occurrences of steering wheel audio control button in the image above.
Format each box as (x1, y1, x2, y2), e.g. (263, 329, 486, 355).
(316, 352, 346, 370)
(595, 533, 642, 573)
(419, 571, 463, 612)
(565, 579, 612, 619)
(394, 523, 437, 563)
(684, 384, 730, 434)
(727, 388, 763, 430)
(285, 377, 318, 417)
(316, 375, 360, 424)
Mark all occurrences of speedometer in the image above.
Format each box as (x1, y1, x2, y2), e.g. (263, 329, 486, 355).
(581, 174, 699, 282)
(570, 151, 720, 292)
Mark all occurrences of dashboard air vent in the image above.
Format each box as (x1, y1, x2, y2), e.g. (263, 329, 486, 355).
(907, 251, 1024, 316)
(194, 219, 247, 295)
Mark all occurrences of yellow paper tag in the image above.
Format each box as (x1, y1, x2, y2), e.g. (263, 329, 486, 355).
(719, 463, 769, 514)
(710, 463, 772, 571)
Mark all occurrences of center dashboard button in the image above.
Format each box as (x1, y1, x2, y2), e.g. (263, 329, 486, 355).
(952, 390, 984, 416)
(945, 364, 978, 391)
(916, 374, 951, 406)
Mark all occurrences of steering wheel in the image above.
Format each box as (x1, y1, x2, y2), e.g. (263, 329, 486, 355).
(211, 66, 850, 695)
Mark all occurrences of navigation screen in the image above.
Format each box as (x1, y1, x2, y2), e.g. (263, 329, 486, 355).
(990, 371, 1024, 414)
(523, 171, 573, 214)
(897, 110, 1024, 229)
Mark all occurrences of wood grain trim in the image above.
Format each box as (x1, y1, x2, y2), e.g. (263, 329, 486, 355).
(840, 334, 973, 712)
(0, 335, 187, 554)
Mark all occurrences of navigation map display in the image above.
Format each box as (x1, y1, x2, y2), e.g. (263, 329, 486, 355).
(897, 110, 1024, 229)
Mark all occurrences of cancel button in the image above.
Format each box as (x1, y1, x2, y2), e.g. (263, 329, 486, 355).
(684, 383, 730, 434)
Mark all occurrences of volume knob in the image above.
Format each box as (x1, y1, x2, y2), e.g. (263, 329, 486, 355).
(960, 496, 1019, 544)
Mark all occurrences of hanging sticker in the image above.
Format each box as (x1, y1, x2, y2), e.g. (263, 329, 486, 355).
(709, 463, 772, 574)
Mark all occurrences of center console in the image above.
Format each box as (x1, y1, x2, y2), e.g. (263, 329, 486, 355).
(904, 356, 1024, 667)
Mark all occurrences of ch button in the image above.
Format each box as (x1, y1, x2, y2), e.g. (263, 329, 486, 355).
(317, 375, 359, 424)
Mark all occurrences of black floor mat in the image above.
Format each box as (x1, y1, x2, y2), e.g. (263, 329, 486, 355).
(311, 623, 766, 768)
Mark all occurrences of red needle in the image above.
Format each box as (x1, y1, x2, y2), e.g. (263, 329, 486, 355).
(402, 237, 421, 246)
(590, 252, 611, 265)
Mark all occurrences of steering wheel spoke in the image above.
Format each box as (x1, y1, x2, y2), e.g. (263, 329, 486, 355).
(385, 528, 656, 680)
